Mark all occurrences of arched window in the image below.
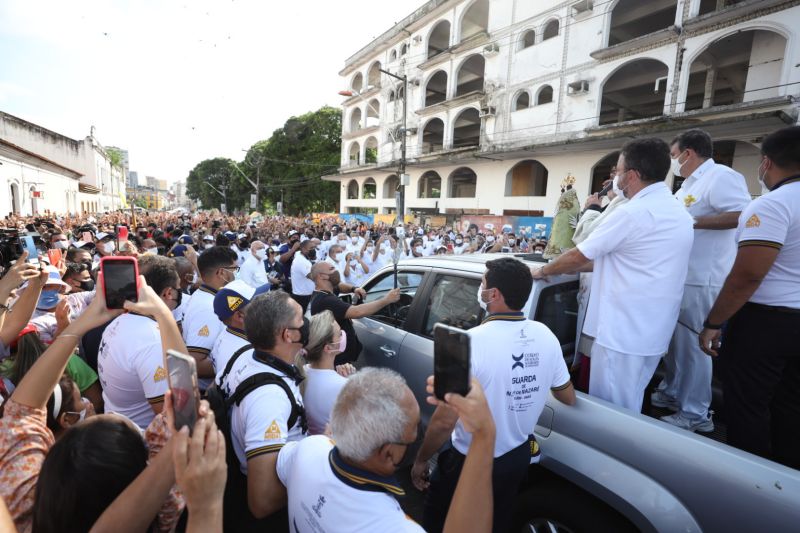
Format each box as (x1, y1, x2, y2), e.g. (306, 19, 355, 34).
(521, 30, 535, 49)
(505, 160, 548, 196)
(364, 137, 378, 164)
(600, 58, 669, 125)
(428, 21, 451, 59)
(362, 178, 377, 199)
(347, 180, 359, 199)
(452, 108, 480, 148)
(352, 72, 363, 92)
(515, 92, 530, 111)
(609, 0, 677, 46)
(366, 99, 380, 127)
(390, 49, 397, 61)
(350, 108, 362, 132)
(455, 54, 485, 96)
(388, 90, 396, 102)
(418, 171, 442, 199)
(422, 118, 445, 154)
(384, 175, 400, 199)
(459, 0, 489, 42)
(367, 62, 382, 88)
(542, 19, 559, 40)
(449, 167, 477, 198)
(400, 43, 408, 56)
(536, 85, 553, 105)
(425, 71, 448, 107)
(348, 142, 361, 165)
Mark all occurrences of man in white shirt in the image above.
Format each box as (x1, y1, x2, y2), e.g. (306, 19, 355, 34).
(277, 368, 497, 533)
(533, 138, 694, 412)
(239, 240, 270, 289)
(413, 257, 575, 533)
(290, 239, 316, 314)
(210, 279, 269, 383)
(324, 244, 345, 277)
(97, 256, 182, 428)
(653, 129, 751, 432)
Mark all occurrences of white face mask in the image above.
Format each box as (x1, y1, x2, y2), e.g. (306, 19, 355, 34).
(351, 237, 358, 244)
(144, 247, 158, 255)
(103, 241, 115, 254)
(255, 248, 267, 260)
(204, 244, 213, 250)
(486, 236, 495, 244)
(414, 246, 423, 255)
(455, 239, 463, 245)
(476, 284, 492, 312)
(330, 253, 339, 262)
(612, 174, 624, 198)
(670, 151, 687, 178)
(757, 161, 770, 195)
(53, 240, 69, 249)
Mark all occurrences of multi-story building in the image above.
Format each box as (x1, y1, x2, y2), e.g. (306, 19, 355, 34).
(326, 0, 800, 216)
(128, 170, 140, 188)
(0, 111, 127, 215)
(171, 180, 189, 208)
(126, 185, 165, 210)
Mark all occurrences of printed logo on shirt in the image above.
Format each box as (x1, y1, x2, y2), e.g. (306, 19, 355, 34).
(153, 366, 167, 382)
(512, 353, 524, 370)
(312, 495, 326, 518)
(264, 419, 282, 440)
(198, 325, 210, 337)
(684, 194, 697, 208)
(745, 214, 761, 228)
(227, 296, 243, 311)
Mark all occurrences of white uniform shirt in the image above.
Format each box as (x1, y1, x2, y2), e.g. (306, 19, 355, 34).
(239, 255, 270, 289)
(452, 315, 570, 457)
(97, 313, 168, 429)
(302, 366, 347, 435)
(674, 159, 751, 286)
(735, 178, 800, 308)
(277, 436, 423, 533)
(291, 253, 315, 296)
(172, 290, 191, 328)
(182, 285, 225, 387)
(577, 182, 694, 356)
(231, 245, 246, 267)
(227, 351, 305, 473)
(345, 261, 367, 286)
(324, 255, 345, 277)
(210, 326, 250, 385)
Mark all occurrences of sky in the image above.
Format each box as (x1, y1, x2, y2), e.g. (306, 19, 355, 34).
(0, 0, 423, 182)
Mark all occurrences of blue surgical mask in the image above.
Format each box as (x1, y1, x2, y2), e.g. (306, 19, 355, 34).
(37, 289, 61, 310)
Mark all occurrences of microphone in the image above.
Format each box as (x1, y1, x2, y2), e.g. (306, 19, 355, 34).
(597, 182, 613, 198)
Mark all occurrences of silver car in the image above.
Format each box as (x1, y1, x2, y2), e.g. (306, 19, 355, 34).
(353, 254, 800, 532)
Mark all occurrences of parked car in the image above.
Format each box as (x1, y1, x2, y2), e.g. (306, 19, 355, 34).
(352, 254, 800, 532)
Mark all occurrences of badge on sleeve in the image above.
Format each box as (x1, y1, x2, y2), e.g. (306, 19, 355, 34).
(153, 366, 167, 382)
(684, 195, 697, 208)
(745, 214, 761, 228)
(198, 325, 210, 337)
(264, 420, 282, 440)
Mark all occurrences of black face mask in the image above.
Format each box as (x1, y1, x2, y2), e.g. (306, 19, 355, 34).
(289, 316, 310, 347)
(329, 271, 341, 287)
(80, 279, 95, 292)
(172, 288, 183, 308)
(307, 249, 317, 261)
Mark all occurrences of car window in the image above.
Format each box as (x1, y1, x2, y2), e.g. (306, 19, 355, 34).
(534, 281, 579, 354)
(421, 275, 485, 338)
(362, 270, 424, 327)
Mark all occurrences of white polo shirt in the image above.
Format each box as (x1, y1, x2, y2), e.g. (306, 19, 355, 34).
(577, 182, 694, 356)
(97, 313, 168, 429)
(277, 436, 423, 533)
(302, 366, 348, 435)
(674, 159, 751, 286)
(210, 326, 250, 385)
(451, 314, 570, 457)
(291, 253, 315, 296)
(227, 351, 306, 473)
(735, 177, 800, 309)
(239, 255, 269, 289)
(182, 285, 224, 359)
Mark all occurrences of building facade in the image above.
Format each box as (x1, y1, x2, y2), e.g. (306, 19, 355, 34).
(0, 111, 127, 215)
(327, 0, 800, 216)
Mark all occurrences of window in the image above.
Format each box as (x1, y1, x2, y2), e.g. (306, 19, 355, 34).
(515, 92, 530, 111)
(390, 49, 397, 61)
(455, 54, 485, 96)
(521, 30, 535, 49)
(460, 0, 489, 42)
(449, 167, 477, 198)
(362, 178, 377, 199)
(352, 72, 364, 92)
(422, 275, 484, 338)
(425, 71, 448, 107)
(422, 118, 445, 154)
(536, 85, 553, 105)
(505, 160, 548, 196)
(608, 0, 677, 46)
(363, 271, 425, 327)
(367, 62, 382, 88)
(428, 20, 451, 59)
(542, 19, 559, 40)
(534, 281, 579, 356)
(599, 59, 668, 125)
(418, 171, 442, 198)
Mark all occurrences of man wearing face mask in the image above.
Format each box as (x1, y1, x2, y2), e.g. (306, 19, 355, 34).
(413, 258, 575, 533)
(94, 232, 116, 260)
(49, 232, 70, 250)
(652, 129, 751, 432)
(309, 262, 399, 365)
(62, 263, 94, 293)
(533, 138, 693, 412)
(290, 239, 317, 314)
(223, 290, 309, 529)
(699, 126, 800, 469)
(29, 266, 95, 345)
(324, 244, 346, 277)
(239, 240, 271, 290)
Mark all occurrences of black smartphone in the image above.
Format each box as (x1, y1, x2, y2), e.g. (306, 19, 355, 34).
(166, 350, 200, 434)
(433, 323, 471, 400)
(100, 257, 139, 309)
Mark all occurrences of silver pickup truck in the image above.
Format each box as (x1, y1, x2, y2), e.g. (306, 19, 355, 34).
(351, 254, 800, 532)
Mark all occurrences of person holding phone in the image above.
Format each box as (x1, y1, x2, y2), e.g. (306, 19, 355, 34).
(412, 257, 576, 533)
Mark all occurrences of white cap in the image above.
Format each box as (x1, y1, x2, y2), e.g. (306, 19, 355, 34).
(288, 230, 299, 237)
(96, 232, 114, 241)
(203, 235, 214, 241)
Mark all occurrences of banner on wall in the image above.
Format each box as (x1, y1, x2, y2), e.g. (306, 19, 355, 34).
(374, 214, 415, 226)
(338, 213, 375, 224)
(458, 215, 553, 238)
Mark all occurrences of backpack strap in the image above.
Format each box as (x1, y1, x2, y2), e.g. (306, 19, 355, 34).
(226, 372, 307, 433)
(217, 343, 254, 389)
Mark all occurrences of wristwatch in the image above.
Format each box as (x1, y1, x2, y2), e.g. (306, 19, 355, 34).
(702, 318, 724, 330)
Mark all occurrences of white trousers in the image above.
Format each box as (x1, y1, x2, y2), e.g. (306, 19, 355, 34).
(658, 285, 718, 419)
(589, 345, 661, 413)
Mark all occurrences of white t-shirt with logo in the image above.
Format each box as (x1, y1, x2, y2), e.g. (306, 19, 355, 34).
(291, 253, 315, 296)
(452, 316, 570, 458)
(277, 436, 423, 533)
(182, 286, 224, 359)
(302, 366, 347, 435)
(98, 313, 168, 429)
(227, 352, 305, 473)
(736, 179, 800, 308)
(210, 326, 250, 385)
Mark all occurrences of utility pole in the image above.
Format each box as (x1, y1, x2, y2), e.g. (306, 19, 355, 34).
(380, 68, 407, 222)
(207, 172, 228, 213)
(234, 153, 264, 211)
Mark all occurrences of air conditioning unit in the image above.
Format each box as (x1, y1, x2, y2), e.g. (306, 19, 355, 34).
(412, 35, 423, 44)
(483, 43, 500, 56)
(479, 106, 496, 118)
(409, 77, 421, 86)
(571, 0, 593, 16)
(568, 80, 590, 95)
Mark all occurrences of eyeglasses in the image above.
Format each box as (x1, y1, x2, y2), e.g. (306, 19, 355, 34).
(221, 266, 240, 273)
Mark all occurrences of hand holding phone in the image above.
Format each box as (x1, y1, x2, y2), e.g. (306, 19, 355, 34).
(21, 236, 39, 265)
(100, 256, 139, 309)
(433, 324, 471, 400)
(166, 350, 200, 434)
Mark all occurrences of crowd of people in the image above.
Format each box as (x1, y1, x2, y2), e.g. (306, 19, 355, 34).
(0, 125, 797, 532)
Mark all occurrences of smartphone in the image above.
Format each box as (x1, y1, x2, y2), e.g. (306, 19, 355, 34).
(117, 226, 129, 251)
(21, 236, 39, 264)
(433, 323, 471, 400)
(47, 248, 63, 267)
(166, 350, 200, 434)
(100, 256, 139, 309)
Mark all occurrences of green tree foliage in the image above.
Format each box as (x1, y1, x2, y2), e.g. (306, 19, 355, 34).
(185, 157, 240, 211)
(106, 148, 124, 170)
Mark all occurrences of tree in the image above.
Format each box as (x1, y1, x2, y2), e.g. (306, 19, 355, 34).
(106, 148, 124, 170)
(185, 157, 242, 212)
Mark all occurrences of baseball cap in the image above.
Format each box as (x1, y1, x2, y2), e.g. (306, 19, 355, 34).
(213, 280, 270, 322)
(73, 240, 95, 249)
(178, 235, 195, 245)
(43, 265, 71, 293)
(95, 231, 115, 241)
(288, 230, 299, 237)
(167, 245, 188, 258)
(202, 235, 214, 242)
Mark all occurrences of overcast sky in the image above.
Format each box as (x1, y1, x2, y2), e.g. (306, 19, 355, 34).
(0, 0, 422, 182)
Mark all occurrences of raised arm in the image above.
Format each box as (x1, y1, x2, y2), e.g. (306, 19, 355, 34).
(0, 254, 43, 345)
